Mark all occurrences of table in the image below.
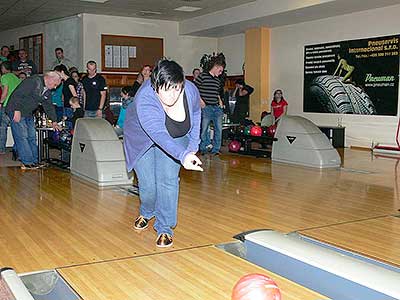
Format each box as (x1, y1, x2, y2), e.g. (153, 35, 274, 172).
(36, 127, 53, 163)
(318, 126, 345, 148)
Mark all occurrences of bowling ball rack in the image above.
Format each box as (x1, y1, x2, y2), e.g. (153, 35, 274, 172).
(231, 134, 277, 158)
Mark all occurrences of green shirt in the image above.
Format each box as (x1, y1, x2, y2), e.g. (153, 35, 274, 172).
(1, 73, 21, 106)
(0, 56, 8, 62)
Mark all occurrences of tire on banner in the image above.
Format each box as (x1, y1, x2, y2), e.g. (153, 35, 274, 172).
(309, 75, 376, 115)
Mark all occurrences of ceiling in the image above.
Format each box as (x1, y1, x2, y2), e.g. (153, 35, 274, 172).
(0, 0, 256, 31)
(180, 0, 400, 37)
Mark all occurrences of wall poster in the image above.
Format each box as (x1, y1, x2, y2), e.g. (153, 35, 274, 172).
(303, 34, 399, 115)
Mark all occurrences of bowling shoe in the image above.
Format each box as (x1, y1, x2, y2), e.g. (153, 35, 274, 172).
(134, 215, 149, 230)
(156, 233, 173, 248)
(20, 164, 39, 170)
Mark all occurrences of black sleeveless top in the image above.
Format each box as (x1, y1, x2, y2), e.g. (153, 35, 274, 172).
(165, 92, 190, 138)
(165, 93, 190, 138)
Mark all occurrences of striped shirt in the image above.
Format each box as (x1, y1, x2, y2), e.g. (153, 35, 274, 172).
(194, 72, 221, 105)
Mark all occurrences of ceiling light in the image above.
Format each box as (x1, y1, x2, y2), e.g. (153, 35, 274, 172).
(137, 10, 162, 16)
(80, 0, 109, 3)
(174, 6, 202, 12)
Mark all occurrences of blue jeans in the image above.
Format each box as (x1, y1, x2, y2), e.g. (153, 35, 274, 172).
(9, 114, 38, 165)
(84, 110, 103, 118)
(0, 108, 11, 153)
(63, 107, 74, 130)
(134, 136, 188, 236)
(200, 105, 223, 153)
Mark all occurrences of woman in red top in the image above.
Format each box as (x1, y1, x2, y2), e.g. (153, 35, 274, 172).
(271, 89, 288, 124)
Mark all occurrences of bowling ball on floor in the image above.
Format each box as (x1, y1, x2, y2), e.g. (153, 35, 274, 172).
(267, 124, 277, 137)
(228, 140, 241, 152)
(250, 125, 262, 136)
(244, 125, 253, 135)
(232, 273, 281, 300)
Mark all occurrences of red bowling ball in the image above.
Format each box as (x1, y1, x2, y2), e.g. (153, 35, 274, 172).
(250, 125, 262, 136)
(232, 273, 281, 300)
(267, 124, 277, 137)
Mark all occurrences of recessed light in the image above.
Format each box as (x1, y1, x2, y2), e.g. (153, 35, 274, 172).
(80, 0, 109, 3)
(137, 10, 162, 16)
(174, 6, 202, 12)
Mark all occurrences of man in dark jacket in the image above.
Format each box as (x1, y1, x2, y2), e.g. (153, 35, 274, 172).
(6, 71, 62, 169)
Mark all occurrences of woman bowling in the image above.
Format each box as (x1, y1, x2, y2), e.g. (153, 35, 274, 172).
(124, 58, 203, 248)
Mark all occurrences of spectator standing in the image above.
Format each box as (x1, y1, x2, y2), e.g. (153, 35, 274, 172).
(18, 72, 27, 80)
(71, 71, 85, 107)
(231, 79, 254, 124)
(51, 48, 74, 70)
(12, 49, 37, 77)
(195, 54, 226, 155)
(82, 61, 107, 118)
(115, 86, 134, 136)
(192, 68, 200, 81)
(0, 61, 21, 154)
(0, 46, 10, 62)
(271, 89, 288, 124)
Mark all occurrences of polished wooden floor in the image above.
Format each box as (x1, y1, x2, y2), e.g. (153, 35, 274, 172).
(59, 246, 327, 300)
(0, 149, 399, 298)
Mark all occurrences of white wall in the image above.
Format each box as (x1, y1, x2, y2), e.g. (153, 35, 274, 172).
(0, 23, 44, 51)
(271, 5, 400, 147)
(82, 13, 217, 75)
(44, 16, 83, 70)
(217, 34, 245, 75)
(0, 17, 83, 71)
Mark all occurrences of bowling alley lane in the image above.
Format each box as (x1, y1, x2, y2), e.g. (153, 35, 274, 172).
(58, 246, 327, 300)
(300, 216, 400, 267)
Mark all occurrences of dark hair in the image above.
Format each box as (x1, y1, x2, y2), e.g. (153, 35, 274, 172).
(151, 59, 184, 93)
(69, 66, 78, 73)
(1, 61, 12, 71)
(143, 64, 152, 70)
(235, 79, 245, 85)
(274, 89, 283, 97)
(209, 53, 226, 69)
(18, 48, 26, 53)
(55, 47, 63, 52)
(1, 46, 9, 51)
(192, 68, 200, 75)
(87, 60, 97, 67)
(54, 64, 69, 76)
(121, 86, 132, 95)
(70, 70, 80, 78)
